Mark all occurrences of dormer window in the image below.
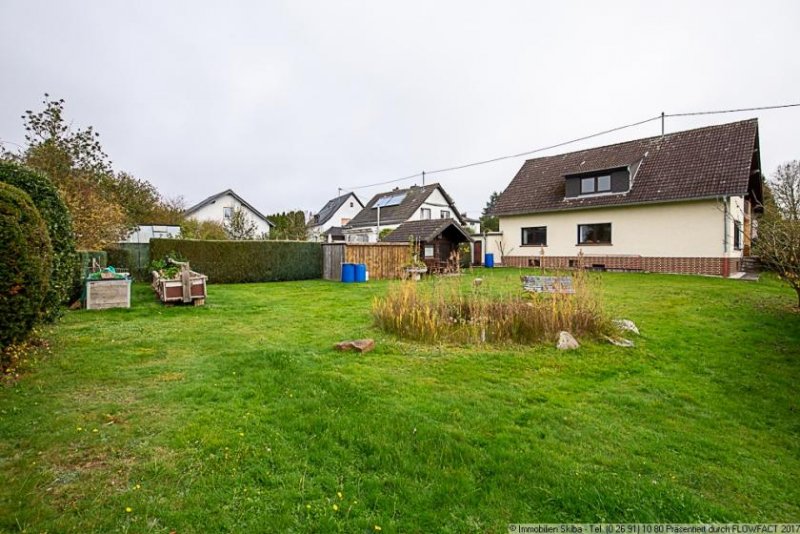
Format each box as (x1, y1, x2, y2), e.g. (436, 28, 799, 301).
(581, 175, 611, 194)
(565, 168, 628, 198)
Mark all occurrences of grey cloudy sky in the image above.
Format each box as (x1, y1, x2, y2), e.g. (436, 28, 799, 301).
(1, 1, 798, 218)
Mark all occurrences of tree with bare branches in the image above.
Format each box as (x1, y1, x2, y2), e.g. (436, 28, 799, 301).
(755, 161, 800, 307)
(770, 160, 800, 221)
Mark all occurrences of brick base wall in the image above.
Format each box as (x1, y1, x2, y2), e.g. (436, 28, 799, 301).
(503, 255, 741, 277)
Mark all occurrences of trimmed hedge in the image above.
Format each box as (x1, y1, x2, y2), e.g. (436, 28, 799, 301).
(150, 239, 322, 283)
(0, 183, 53, 349)
(0, 161, 77, 320)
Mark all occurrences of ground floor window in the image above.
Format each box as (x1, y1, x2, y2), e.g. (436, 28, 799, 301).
(577, 223, 612, 245)
(734, 220, 742, 250)
(521, 226, 547, 246)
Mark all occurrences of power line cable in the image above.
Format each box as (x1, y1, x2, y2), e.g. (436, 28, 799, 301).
(340, 102, 799, 193)
(665, 102, 800, 118)
(342, 171, 423, 191)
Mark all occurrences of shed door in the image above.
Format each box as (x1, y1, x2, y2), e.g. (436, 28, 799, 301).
(473, 241, 482, 265)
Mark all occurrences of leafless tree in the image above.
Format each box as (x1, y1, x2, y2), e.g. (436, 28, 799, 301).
(755, 217, 800, 307)
(770, 160, 800, 221)
(755, 161, 800, 307)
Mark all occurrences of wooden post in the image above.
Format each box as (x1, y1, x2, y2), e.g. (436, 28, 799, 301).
(180, 263, 192, 303)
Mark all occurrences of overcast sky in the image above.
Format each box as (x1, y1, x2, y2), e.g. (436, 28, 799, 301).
(1, 1, 798, 218)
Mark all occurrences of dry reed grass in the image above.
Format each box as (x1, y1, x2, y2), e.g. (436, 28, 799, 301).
(372, 268, 611, 345)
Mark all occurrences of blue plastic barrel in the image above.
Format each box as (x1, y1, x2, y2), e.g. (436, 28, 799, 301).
(341, 263, 356, 283)
(485, 253, 494, 268)
(354, 263, 367, 283)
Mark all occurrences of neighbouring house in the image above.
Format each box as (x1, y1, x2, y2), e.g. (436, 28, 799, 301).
(184, 189, 274, 237)
(461, 215, 481, 235)
(491, 119, 764, 277)
(382, 218, 473, 272)
(307, 192, 363, 242)
(343, 183, 466, 243)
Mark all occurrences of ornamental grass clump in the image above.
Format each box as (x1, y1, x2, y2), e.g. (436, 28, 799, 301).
(372, 269, 610, 345)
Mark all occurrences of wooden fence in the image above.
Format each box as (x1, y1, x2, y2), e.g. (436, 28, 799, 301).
(322, 243, 410, 280)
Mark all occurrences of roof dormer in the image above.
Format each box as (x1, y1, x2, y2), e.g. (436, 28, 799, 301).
(564, 166, 630, 199)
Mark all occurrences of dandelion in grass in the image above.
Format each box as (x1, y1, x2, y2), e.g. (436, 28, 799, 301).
(306, 504, 311, 510)
(337, 491, 343, 499)
(332, 503, 339, 511)
(374, 526, 382, 531)
(125, 507, 132, 513)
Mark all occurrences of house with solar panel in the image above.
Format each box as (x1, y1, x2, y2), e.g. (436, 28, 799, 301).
(343, 182, 470, 240)
(491, 119, 764, 277)
(307, 192, 364, 242)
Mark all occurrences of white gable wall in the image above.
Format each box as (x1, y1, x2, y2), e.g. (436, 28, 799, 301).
(411, 189, 456, 221)
(188, 193, 271, 236)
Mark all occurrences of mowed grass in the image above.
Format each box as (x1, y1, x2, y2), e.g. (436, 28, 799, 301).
(0, 269, 798, 532)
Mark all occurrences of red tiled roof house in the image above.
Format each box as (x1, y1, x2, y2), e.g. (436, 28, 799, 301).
(491, 119, 764, 276)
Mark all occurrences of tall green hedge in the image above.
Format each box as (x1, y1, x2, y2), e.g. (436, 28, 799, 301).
(150, 239, 322, 283)
(0, 161, 77, 319)
(0, 183, 53, 349)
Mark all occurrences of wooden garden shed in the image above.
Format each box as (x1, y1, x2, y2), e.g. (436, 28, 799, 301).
(382, 218, 473, 273)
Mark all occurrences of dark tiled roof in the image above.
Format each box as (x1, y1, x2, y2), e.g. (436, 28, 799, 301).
(184, 189, 275, 226)
(493, 119, 759, 216)
(311, 193, 362, 227)
(322, 226, 345, 237)
(347, 183, 464, 227)
(382, 218, 473, 243)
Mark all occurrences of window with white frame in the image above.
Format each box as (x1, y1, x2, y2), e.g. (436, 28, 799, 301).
(734, 220, 742, 250)
(440, 210, 450, 219)
(421, 208, 431, 219)
(223, 207, 233, 220)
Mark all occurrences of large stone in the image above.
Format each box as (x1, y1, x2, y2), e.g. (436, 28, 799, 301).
(604, 335, 635, 348)
(556, 331, 579, 350)
(334, 339, 375, 353)
(613, 319, 640, 335)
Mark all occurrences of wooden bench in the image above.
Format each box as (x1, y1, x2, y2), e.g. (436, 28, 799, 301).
(521, 275, 575, 294)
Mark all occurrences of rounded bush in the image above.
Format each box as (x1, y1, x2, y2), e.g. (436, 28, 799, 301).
(0, 161, 77, 319)
(0, 182, 53, 349)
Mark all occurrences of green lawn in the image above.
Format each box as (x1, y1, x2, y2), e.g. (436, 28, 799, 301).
(1, 269, 799, 532)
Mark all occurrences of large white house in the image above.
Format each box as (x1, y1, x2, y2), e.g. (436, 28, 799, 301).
(307, 192, 363, 242)
(343, 183, 466, 243)
(184, 189, 274, 237)
(491, 119, 764, 277)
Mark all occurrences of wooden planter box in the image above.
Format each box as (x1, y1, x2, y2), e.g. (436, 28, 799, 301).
(85, 279, 131, 310)
(152, 261, 208, 306)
